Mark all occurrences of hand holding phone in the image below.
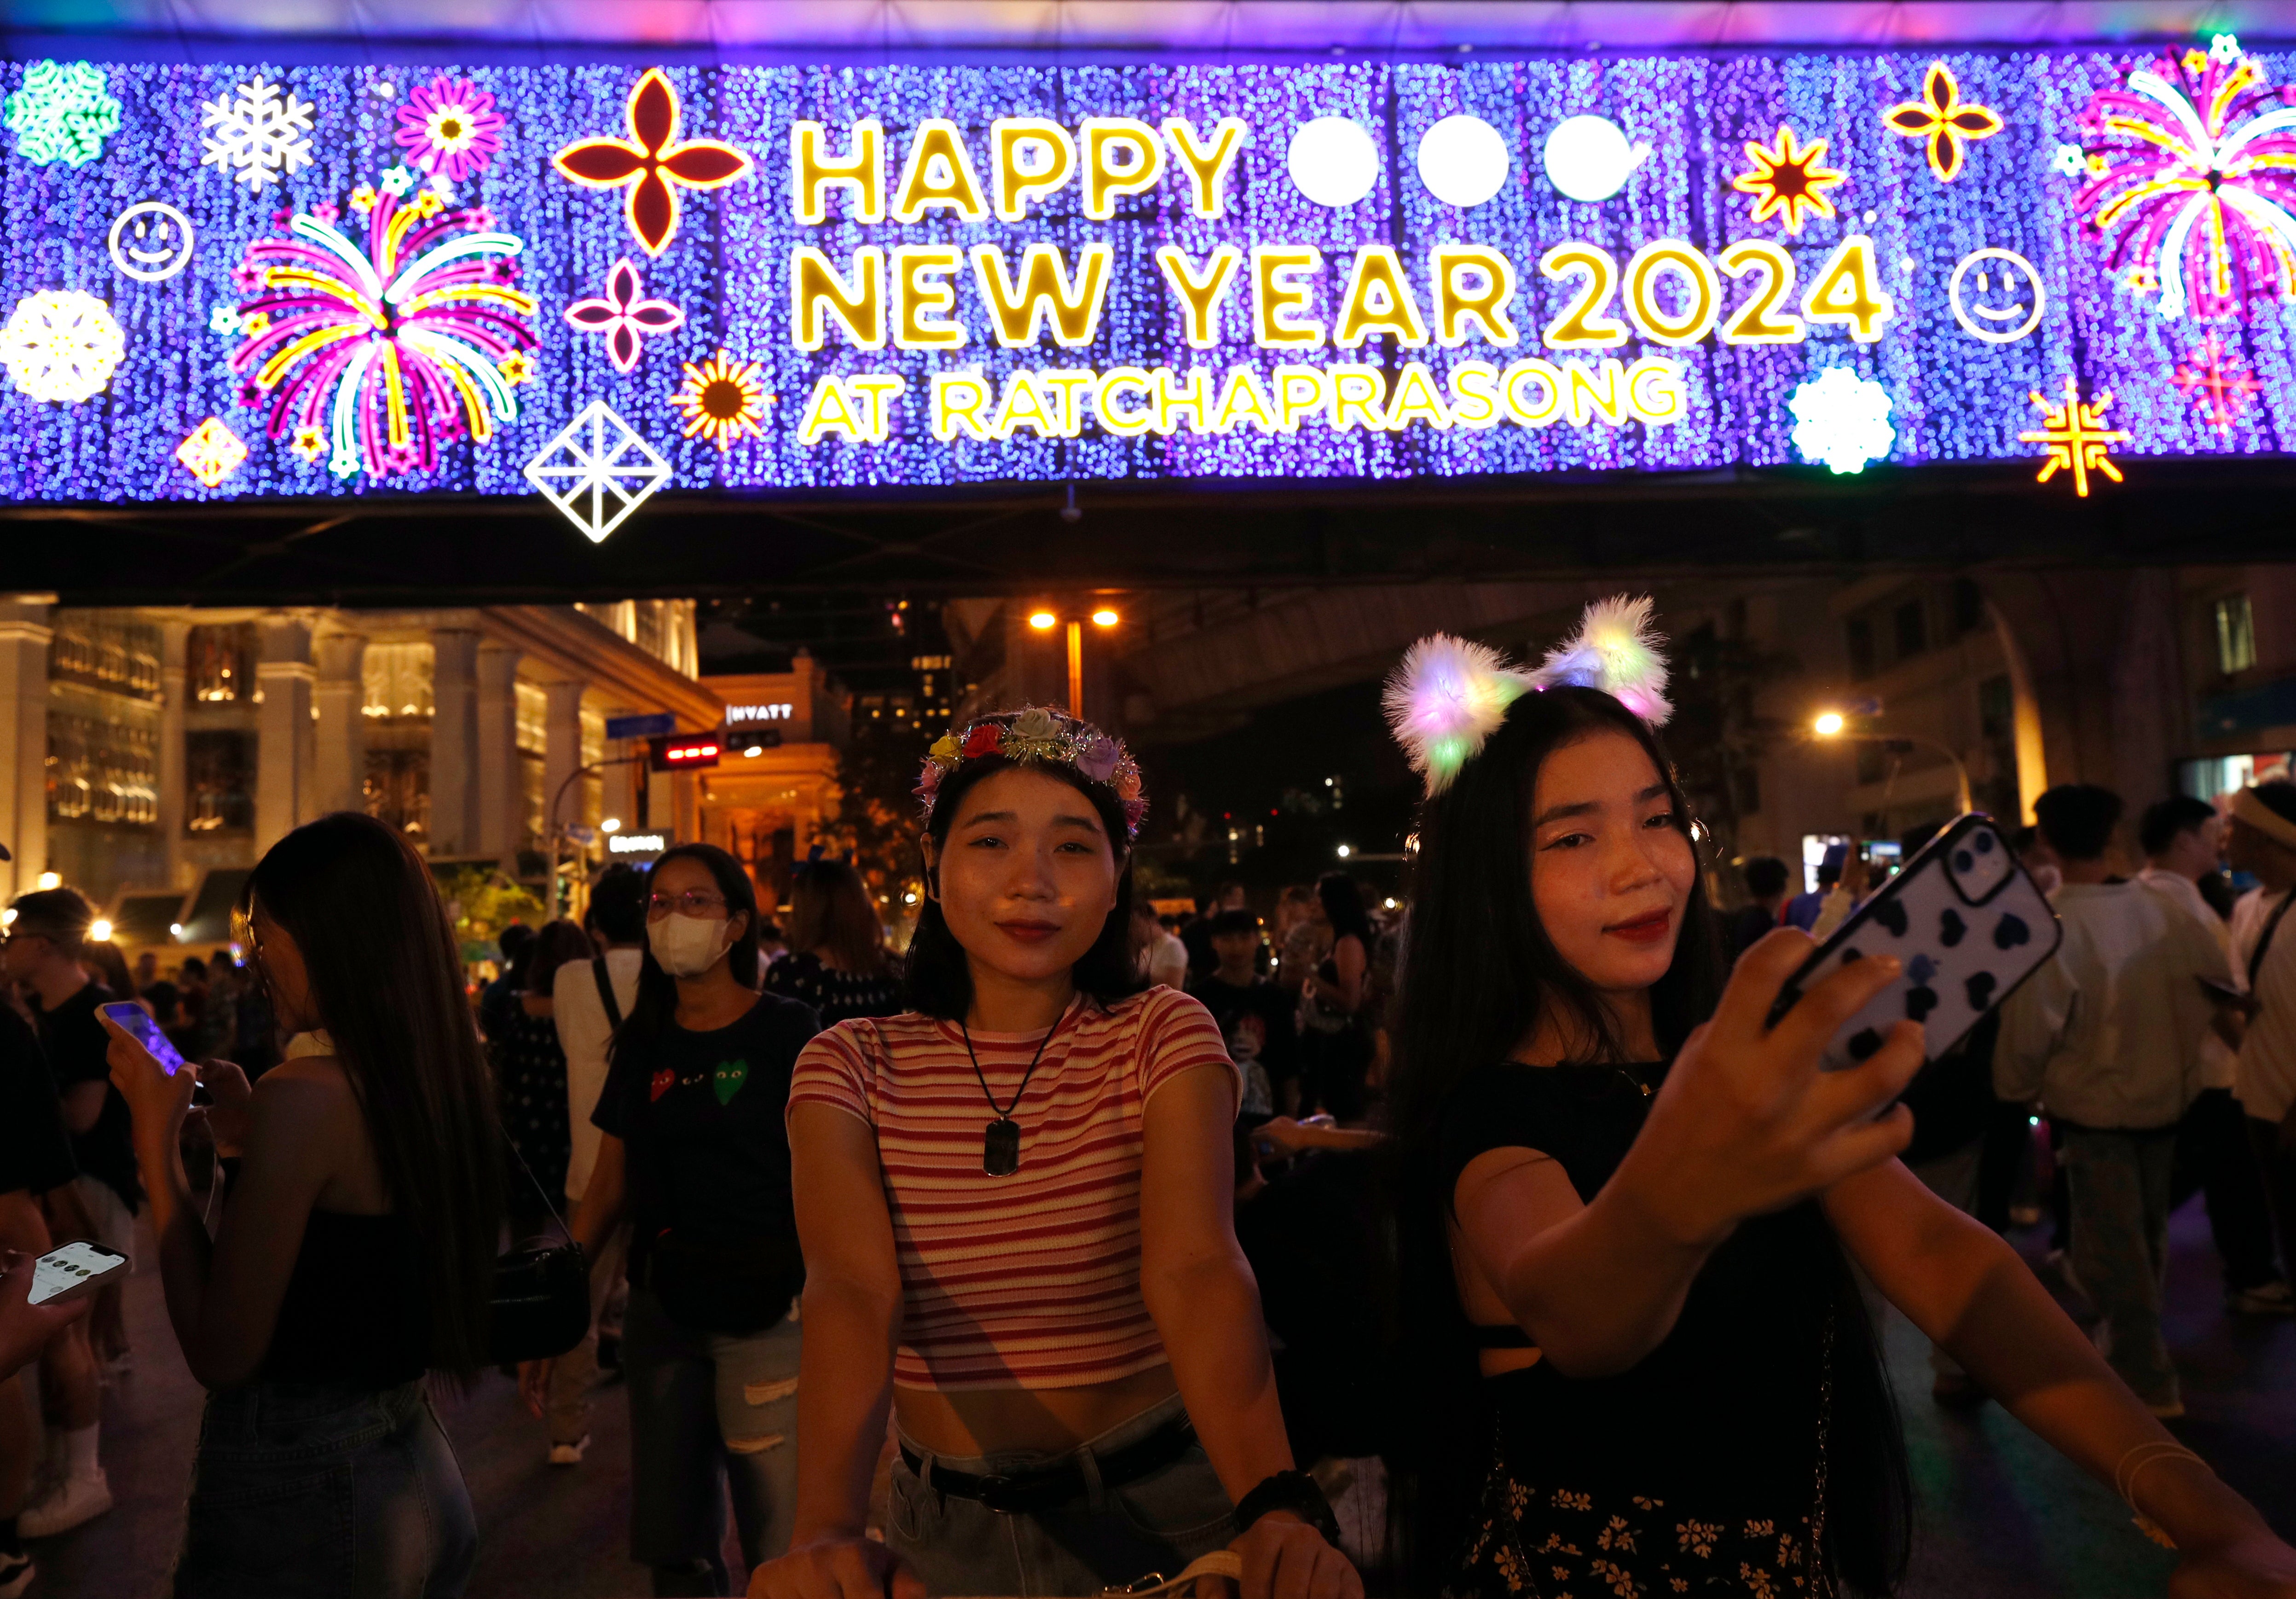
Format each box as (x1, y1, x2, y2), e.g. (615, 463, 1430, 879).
(99, 1000, 185, 1074)
(98, 1002, 198, 1137)
(26, 1241, 129, 1307)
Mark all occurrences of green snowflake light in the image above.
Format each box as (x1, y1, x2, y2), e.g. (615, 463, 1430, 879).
(5, 61, 122, 168)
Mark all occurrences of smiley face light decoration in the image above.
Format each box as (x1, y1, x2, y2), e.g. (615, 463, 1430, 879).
(1949, 248, 2045, 342)
(108, 202, 196, 282)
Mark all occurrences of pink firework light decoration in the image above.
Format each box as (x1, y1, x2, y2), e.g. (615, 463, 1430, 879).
(228, 182, 539, 479)
(2074, 45, 2296, 319)
(565, 257, 684, 372)
(394, 75, 508, 183)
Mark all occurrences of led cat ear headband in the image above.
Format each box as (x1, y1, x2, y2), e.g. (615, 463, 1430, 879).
(1382, 595, 1674, 796)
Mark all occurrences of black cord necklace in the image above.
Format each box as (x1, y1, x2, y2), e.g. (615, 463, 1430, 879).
(960, 1006, 1069, 1176)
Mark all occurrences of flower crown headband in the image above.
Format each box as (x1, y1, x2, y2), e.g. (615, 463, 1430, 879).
(1382, 595, 1674, 796)
(917, 706, 1148, 840)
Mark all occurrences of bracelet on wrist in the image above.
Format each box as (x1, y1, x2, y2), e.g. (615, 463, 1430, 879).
(1234, 1470, 1339, 1546)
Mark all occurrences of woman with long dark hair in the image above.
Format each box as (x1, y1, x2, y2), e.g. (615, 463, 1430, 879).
(1300, 872, 1374, 1121)
(1383, 603, 2296, 1599)
(762, 858, 902, 1025)
(754, 707, 1358, 1599)
(522, 843, 817, 1596)
(101, 812, 499, 1598)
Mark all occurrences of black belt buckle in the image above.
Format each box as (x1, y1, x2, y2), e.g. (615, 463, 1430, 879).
(970, 1472, 1028, 1514)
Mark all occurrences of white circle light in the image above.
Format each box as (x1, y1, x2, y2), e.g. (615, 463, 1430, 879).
(1542, 115, 1648, 203)
(1287, 117, 1379, 207)
(1416, 115, 1509, 207)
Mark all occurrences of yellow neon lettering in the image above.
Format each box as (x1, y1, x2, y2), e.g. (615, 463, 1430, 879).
(1802, 234, 1894, 342)
(798, 375, 864, 444)
(1211, 366, 1276, 434)
(1334, 246, 1429, 348)
(1329, 364, 1386, 430)
(791, 120, 884, 224)
(1500, 358, 1565, 426)
(789, 246, 885, 351)
(1156, 245, 1243, 348)
(1081, 118, 1166, 219)
(1385, 361, 1452, 429)
(1566, 359, 1628, 427)
(991, 119, 1076, 221)
(1446, 361, 1502, 428)
(1274, 366, 1329, 430)
(969, 244, 1112, 348)
(931, 371, 993, 440)
(848, 374, 906, 440)
(1716, 240, 1806, 344)
(892, 246, 966, 348)
(1540, 244, 1629, 348)
(1252, 247, 1325, 348)
(1150, 366, 1213, 435)
(1039, 369, 1094, 436)
(1160, 117, 1250, 218)
(1625, 357, 1685, 424)
(989, 370, 1058, 439)
(1432, 246, 1518, 347)
(1094, 366, 1154, 435)
(1623, 241, 1720, 347)
(893, 120, 989, 223)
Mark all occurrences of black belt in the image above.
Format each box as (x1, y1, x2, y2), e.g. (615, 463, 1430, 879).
(899, 1413, 1198, 1514)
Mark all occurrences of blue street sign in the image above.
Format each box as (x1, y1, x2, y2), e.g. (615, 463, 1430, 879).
(604, 712, 675, 740)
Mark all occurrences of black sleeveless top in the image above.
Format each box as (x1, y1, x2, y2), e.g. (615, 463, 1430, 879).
(260, 1211, 429, 1389)
(1435, 1058, 1901, 1546)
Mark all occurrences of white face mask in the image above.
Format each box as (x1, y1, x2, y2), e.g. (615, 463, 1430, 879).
(648, 913, 731, 978)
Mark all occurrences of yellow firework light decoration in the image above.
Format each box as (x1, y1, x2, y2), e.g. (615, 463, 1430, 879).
(671, 349, 769, 451)
(1732, 124, 1847, 234)
(2018, 377, 2132, 497)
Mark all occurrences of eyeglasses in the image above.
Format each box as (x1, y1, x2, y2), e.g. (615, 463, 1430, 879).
(648, 890, 729, 919)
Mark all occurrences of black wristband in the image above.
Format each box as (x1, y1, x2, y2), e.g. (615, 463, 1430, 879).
(1234, 1470, 1339, 1545)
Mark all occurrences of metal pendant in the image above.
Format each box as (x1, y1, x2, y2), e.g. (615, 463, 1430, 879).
(983, 1117, 1022, 1176)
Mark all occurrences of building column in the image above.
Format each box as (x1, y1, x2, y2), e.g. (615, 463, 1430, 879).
(313, 630, 368, 818)
(541, 680, 587, 840)
(475, 642, 522, 867)
(430, 629, 480, 856)
(601, 721, 641, 838)
(0, 595, 54, 901)
(156, 619, 191, 888)
(254, 614, 316, 856)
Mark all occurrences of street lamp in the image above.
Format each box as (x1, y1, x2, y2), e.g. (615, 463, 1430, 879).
(1027, 603, 1120, 718)
(1811, 711, 1973, 815)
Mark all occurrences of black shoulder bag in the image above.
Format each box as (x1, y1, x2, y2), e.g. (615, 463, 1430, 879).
(487, 984, 605, 1364)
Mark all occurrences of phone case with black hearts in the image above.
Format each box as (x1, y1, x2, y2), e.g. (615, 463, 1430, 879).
(1770, 814, 2064, 1072)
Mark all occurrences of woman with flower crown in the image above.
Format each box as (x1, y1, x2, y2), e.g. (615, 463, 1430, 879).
(1383, 600, 2296, 1599)
(751, 707, 1361, 1599)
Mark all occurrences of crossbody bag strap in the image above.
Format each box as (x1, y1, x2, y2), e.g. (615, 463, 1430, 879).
(504, 1133, 573, 1243)
(2250, 891, 2296, 991)
(591, 956, 625, 1031)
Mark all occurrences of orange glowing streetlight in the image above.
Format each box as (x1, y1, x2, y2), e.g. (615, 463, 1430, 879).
(1027, 602, 1121, 717)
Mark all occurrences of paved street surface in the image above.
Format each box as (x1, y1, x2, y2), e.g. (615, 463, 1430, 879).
(23, 1198, 2294, 1598)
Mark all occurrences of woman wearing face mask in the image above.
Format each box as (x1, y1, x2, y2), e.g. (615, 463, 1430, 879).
(752, 707, 1360, 1599)
(1383, 603, 2296, 1599)
(521, 845, 817, 1597)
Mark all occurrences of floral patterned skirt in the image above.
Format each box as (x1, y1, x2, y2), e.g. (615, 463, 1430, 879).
(1451, 1456, 1828, 1599)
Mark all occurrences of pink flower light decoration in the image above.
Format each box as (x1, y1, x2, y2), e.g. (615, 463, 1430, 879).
(564, 257, 685, 372)
(394, 75, 507, 184)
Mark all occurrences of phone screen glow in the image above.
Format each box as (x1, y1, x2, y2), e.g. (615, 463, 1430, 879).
(99, 1000, 185, 1074)
(29, 1242, 123, 1305)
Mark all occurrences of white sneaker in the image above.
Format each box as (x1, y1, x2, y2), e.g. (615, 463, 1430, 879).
(548, 1434, 590, 1466)
(0, 1550, 35, 1599)
(19, 1468, 113, 1538)
(2228, 1280, 2296, 1316)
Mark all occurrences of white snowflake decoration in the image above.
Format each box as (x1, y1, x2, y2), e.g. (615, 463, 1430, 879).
(1788, 367, 1895, 475)
(3, 290, 125, 403)
(523, 400, 673, 543)
(200, 75, 315, 191)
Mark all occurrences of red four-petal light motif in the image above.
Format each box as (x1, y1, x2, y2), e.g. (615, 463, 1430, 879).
(565, 257, 686, 372)
(552, 68, 750, 256)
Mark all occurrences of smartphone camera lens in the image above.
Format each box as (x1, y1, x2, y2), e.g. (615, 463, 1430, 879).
(1952, 849, 1973, 873)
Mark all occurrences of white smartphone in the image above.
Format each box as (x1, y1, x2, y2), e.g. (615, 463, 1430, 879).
(99, 999, 185, 1074)
(1770, 814, 2064, 1071)
(27, 1241, 130, 1306)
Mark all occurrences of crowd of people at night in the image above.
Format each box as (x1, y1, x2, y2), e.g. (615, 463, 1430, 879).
(1, 600, 2294, 1599)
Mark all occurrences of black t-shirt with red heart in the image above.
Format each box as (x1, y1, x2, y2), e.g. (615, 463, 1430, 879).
(592, 991, 817, 1278)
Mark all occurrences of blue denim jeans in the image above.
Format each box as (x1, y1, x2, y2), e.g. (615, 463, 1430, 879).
(174, 1377, 474, 1599)
(623, 1286, 804, 1591)
(887, 1393, 1236, 1598)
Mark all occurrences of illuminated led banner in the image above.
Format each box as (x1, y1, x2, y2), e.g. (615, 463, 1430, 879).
(0, 41, 2290, 518)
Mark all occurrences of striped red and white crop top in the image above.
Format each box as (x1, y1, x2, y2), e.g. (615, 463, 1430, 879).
(787, 986, 1238, 1391)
